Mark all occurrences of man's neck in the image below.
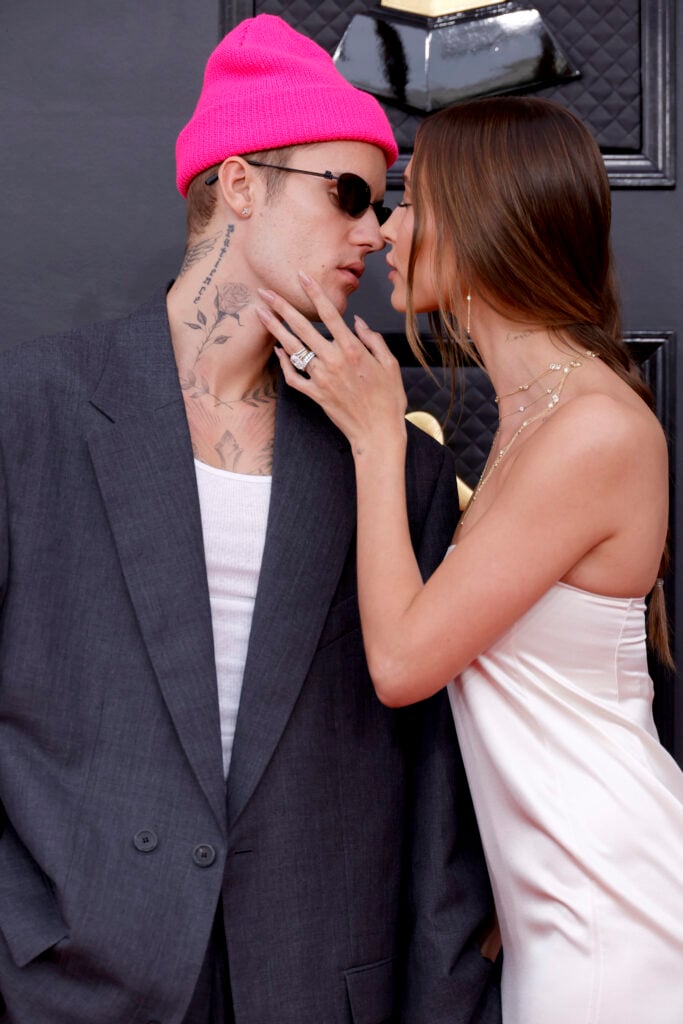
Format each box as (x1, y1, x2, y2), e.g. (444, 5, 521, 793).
(168, 222, 275, 395)
(167, 222, 279, 475)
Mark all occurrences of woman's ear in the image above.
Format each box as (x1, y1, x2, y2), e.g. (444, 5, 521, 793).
(215, 157, 256, 219)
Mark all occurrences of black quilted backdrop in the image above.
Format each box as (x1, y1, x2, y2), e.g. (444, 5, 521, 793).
(253, 0, 641, 151)
(401, 330, 672, 485)
(403, 366, 498, 485)
(231, 0, 660, 477)
(235, 0, 670, 483)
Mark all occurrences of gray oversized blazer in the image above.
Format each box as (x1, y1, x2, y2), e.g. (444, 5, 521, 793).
(0, 292, 498, 1024)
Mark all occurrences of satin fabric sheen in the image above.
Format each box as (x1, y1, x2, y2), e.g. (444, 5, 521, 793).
(447, 577, 683, 1023)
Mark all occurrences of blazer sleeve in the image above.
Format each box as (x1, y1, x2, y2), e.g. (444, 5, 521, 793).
(400, 443, 502, 1024)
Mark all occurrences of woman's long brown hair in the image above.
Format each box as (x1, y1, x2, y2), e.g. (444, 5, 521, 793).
(404, 96, 673, 667)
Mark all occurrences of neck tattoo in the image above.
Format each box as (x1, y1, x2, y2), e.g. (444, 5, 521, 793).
(191, 223, 234, 305)
(185, 281, 252, 365)
(178, 232, 220, 278)
(179, 371, 276, 410)
(504, 328, 542, 344)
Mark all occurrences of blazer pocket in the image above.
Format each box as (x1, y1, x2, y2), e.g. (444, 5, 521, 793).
(0, 823, 69, 967)
(344, 956, 395, 1024)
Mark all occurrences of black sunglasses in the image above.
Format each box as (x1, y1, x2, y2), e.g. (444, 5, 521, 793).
(205, 160, 392, 225)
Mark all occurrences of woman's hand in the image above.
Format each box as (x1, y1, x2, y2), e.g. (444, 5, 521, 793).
(256, 272, 407, 457)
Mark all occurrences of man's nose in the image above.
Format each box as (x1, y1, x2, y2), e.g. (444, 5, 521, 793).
(379, 205, 398, 245)
(352, 210, 386, 252)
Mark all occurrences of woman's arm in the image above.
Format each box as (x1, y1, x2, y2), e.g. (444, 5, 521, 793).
(258, 276, 658, 705)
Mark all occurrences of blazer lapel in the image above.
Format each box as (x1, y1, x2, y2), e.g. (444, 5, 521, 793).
(86, 295, 226, 832)
(226, 383, 355, 829)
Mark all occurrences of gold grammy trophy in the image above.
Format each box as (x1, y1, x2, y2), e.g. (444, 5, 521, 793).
(333, 0, 578, 113)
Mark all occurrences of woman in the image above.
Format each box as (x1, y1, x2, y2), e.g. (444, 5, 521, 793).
(256, 97, 683, 1023)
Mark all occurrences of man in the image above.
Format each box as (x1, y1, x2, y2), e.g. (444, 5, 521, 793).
(0, 15, 499, 1024)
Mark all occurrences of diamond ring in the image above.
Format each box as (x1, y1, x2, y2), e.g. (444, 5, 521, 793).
(290, 347, 316, 371)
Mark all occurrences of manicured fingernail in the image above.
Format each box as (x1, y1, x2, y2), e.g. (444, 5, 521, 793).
(255, 306, 272, 322)
(298, 271, 313, 286)
(354, 315, 368, 329)
(257, 288, 275, 301)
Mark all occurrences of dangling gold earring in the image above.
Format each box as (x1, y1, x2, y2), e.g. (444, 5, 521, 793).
(466, 292, 472, 340)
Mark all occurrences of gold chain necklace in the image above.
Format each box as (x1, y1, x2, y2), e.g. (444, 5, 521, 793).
(495, 361, 563, 403)
(459, 352, 596, 527)
(496, 363, 567, 421)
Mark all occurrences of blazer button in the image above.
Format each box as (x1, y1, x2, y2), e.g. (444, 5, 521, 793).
(192, 843, 216, 867)
(133, 829, 159, 853)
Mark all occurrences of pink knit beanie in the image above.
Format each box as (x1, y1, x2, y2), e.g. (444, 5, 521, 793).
(175, 14, 398, 197)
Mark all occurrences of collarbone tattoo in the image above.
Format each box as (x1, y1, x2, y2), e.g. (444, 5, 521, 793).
(179, 372, 276, 410)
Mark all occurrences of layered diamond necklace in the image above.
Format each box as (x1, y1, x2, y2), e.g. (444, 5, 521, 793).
(459, 350, 597, 527)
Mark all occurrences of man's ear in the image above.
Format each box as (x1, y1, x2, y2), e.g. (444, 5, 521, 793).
(215, 156, 257, 218)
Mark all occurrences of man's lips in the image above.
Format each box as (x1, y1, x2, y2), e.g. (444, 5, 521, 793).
(338, 263, 364, 288)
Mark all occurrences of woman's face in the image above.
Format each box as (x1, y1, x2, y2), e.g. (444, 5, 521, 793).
(380, 158, 441, 314)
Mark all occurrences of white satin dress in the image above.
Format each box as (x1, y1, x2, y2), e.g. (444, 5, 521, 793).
(447, 577, 683, 1024)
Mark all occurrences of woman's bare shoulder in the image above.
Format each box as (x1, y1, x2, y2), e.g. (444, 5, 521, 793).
(529, 389, 666, 470)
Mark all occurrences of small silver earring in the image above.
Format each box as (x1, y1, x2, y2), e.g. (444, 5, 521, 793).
(241, 207, 251, 217)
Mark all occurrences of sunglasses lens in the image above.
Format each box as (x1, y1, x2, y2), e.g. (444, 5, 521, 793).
(336, 173, 372, 217)
(372, 203, 393, 226)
